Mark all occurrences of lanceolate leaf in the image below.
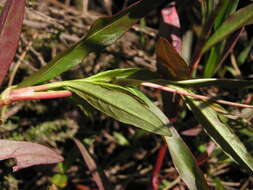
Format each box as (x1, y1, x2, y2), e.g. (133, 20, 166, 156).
(85, 68, 253, 89)
(204, 0, 239, 77)
(0, 0, 26, 86)
(164, 128, 210, 190)
(0, 140, 63, 172)
(19, 0, 166, 87)
(186, 98, 253, 173)
(202, 3, 253, 54)
(63, 80, 171, 136)
(85, 73, 209, 188)
(162, 78, 253, 89)
(213, 0, 239, 29)
(85, 68, 157, 83)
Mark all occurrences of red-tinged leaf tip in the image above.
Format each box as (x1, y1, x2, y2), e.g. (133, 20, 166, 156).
(159, 2, 182, 53)
(0, 140, 63, 172)
(0, 0, 26, 86)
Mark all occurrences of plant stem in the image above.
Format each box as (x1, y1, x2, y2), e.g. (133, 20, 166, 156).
(142, 82, 253, 109)
(152, 144, 167, 190)
(0, 82, 72, 107)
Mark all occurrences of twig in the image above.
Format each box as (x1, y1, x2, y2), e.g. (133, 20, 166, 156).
(8, 33, 38, 86)
(163, 176, 181, 190)
(142, 82, 253, 109)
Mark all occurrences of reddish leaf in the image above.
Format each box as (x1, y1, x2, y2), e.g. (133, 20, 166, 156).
(0, 140, 63, 171)
(156, 37, 190, 80)
(0, 0, 26, 86)
(181, 126, 203, 136)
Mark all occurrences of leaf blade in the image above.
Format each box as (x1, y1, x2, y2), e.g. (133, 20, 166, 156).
(186, 98, 253, 173)
(64, 80, 171, 136)
(19, 0, 166, 87)
(164, 128, 210, 190)
(202, 3, 253, 54)
(0, 0, 26, 86)
(0, 140, 63, 171)
(156, 37, 190, 80)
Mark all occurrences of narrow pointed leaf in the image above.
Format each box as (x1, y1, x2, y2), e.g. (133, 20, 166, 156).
(186, 98, 253, 173)
(204, 1, 241, 78)
(156, 37, 190, 80)
(0, 0, 26, 86)
(162, 78, 253, 89)
(19, 0, 166, 87)
(64, 80, 171, 136)
(213, 0, 239, 29)
(85, 68, 157, 83)
(164, 128, 210, 190)
(202, 3, 253, 54)
(0, 140, 63, 172)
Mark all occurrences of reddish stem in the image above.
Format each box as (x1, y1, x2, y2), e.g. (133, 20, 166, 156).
(152, 144, 167, 190)
(10, 90, 72, 101)
(1, 88, 72, 106)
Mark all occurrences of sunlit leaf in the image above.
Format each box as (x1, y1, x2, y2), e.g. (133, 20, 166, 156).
(19, 0, 166, 87)
(63, 80, 171, 136)
(0, 140, 63, 171)
(0, 0, 26, 86)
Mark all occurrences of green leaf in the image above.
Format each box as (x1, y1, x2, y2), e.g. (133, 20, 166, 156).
(203, 42, 225, 77)
(214, 0, 239, 29)
(113, 132, 130, 146)
(19, 0, 166, 87)
(161, 78, 253, 89)
(156, 37, 190, 80)
(164, 128, 210, 190)
(51, 174, 68, 188)
(63, 80, 171, 136)
(203, 0, 239, 77)
(85, 68, 157, 83)
(186, 98, 253, 173)
(201, 3, 253, 54)
(238, 37, 253, 65)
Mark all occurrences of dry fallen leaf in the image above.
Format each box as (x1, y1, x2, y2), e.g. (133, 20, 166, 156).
(0, 140, 63, 171)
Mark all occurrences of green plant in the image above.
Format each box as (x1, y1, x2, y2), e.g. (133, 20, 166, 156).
(0, 0, 253, 189)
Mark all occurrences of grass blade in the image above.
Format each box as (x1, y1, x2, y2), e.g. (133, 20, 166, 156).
(201, 3, 253, 54)
(203, 0, 239, 77)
